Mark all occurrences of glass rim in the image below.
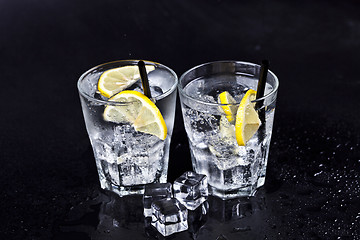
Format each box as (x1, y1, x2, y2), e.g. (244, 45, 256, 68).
(77, 59, 178, 105)
(178, 60, 279, 106)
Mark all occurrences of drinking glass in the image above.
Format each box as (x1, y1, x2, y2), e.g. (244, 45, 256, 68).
(178, 61, 279, 199)
(78, 60, 178, 196)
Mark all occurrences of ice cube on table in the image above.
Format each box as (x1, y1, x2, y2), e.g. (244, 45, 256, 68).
(143, 183, 173, 217)
(151, 198, 188, 236)
(173, 171, 208, 210)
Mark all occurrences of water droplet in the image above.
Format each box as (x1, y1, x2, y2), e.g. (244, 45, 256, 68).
(113, 219, 119, 227)
(232, 226, 251, 232)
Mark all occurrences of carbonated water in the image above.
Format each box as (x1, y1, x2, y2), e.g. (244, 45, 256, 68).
(180, 74, 275, 198)
(79, 63, 177, 196)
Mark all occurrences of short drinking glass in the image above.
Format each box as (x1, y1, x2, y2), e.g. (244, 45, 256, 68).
(178, 61, 279, 199)
(78, 60, 178, 196)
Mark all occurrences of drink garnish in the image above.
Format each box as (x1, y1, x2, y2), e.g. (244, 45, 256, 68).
(235, 89, 261, 146)
(103, 90, 167, 140)
(98, 65, 155, 98)
(218, 91, 238, 123)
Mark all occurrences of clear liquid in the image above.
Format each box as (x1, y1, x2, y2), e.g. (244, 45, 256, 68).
(181, 74, 275, 198)
(79, 66, 177, 196)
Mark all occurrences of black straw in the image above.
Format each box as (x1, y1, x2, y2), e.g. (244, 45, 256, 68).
(255, 60, 269, 144)
(256, 60, 269, 123)
(255, 60, 269, 108)
(138, 60, 152, 98)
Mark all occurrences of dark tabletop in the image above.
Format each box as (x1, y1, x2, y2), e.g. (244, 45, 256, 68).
(1, 0, 360, 239)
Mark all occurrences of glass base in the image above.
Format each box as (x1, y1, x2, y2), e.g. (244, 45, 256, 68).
(100, 180, 145, 197)
(208, 176, 265, 200)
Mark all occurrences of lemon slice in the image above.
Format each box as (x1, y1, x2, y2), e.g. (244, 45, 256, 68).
(218, 91, 238, 123)
(98, 65, 155, 98)
(235, 89, 261, 146)
(103, 90, 167, 140)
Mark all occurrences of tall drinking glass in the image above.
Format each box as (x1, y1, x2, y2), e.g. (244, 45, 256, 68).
(178, 61, 279, 199)
(78, 60, 178, 196)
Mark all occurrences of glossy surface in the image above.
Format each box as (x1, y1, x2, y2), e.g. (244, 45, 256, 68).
(1, 0, 360, 239)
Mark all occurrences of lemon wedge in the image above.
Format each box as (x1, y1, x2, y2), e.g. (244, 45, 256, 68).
(218, 91, 238, 123)
(235, 89, 261, 146)
(98, 65, 155, 98)
(103, 90, 167, 140)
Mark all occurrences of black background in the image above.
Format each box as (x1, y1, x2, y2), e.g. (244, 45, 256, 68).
(1, 0, 360, 239)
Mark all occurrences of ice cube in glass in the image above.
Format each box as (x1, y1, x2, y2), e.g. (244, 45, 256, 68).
(173, 171, 208, 210)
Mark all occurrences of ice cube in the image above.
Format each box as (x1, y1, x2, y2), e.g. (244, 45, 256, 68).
(151, 198, 188, 236)
(127, 80, 142, 92)
(94, 90, 109, 101)
(143, 183, 173, 217)
(150, 85, 163, 98)
(173, 171, 208, 210)
(126, 80, 163, 98)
